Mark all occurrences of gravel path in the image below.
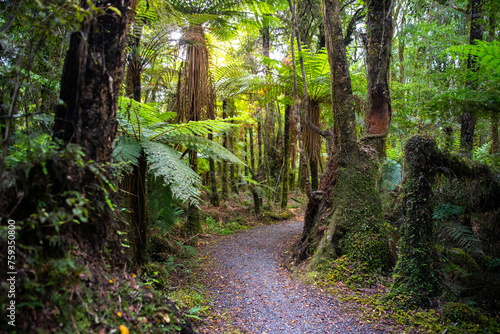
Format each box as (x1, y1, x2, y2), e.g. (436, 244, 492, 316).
(199, 221, 384, 334)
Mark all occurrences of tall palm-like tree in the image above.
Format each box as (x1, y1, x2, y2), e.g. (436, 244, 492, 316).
(170, 0, 246, 233)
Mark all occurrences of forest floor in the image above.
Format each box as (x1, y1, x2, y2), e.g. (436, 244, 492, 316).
(192, 218, 391, 334)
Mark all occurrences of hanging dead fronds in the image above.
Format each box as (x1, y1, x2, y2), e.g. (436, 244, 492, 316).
(175, 25, 215, 122)
(303, 99, 322, 162)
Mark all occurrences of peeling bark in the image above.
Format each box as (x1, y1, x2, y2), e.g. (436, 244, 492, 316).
(53, 0, 136, 162)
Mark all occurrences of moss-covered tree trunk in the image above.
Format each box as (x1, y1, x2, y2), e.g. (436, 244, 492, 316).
(389, 135, 500, 307)
(293, 0, 391, 271)
(389, 136, 438, 306)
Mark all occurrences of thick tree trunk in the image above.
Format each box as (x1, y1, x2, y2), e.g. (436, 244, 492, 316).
(281, 105, 291, 209)
(293, 0, 391, 271)
(362, 0, 394, 156)
(53, 0, 135, 162)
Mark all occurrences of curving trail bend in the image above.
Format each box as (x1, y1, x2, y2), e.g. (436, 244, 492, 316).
(198, 221, 384, 334)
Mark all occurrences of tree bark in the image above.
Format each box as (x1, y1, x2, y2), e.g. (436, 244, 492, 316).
(362, 0, 394, 156)
(460, 0, 484, 155)
(53, 0, 136, 162)
(292, 0, 391, 271)
(221, 99, 229, 199)
(249, 126, 260, 215)
(281, 104, 291, 209)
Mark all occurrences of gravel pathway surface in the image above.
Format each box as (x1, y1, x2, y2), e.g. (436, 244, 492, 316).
(199, 220, 384, 334)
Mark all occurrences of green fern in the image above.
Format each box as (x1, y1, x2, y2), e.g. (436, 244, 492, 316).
(148, 176, 183, 234)
(433, 203, 483, 254)
(472, 141, 492, 165)
(143, 141, 202, 205)
(380, 158, 402, 191)
(113, 136, 143, 168)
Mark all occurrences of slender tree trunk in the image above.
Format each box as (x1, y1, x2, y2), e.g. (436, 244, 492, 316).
(288, 0, 313, 200)
(362, 0, 394, 156)
(229, 101, 239, 193)
(281, 105, 291, 209)
(53, 0, 135, 162)
(209, 157, 219, 206)
(461, 0, 484, 155)
(221, 99, 229, 199)
(249, 126, 260, 215)
(123, 23, 150, 266)
(187, 150, 202, 233)
(491, 111, 500, 154)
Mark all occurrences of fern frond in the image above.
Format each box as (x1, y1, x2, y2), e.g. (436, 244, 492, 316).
(113, 135, 142, 166)
(151, 118, 243, 139)
(158, 133, 245, 164)
(148, 176, 183, 233)
(380, 158, 402, 191)
(436, 220, 483, 254)
(143, 140, 202, 205)
(472, 141, 492, 165)
(433, 203, 483, 254)
(433, 203, 465, 220)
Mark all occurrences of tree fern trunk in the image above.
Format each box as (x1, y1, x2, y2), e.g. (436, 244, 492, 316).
(491, 110, 500, 154)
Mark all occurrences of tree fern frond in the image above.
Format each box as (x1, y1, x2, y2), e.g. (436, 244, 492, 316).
(143, 140, 202, 205)
(148, 177, 183, 233)
(158, 133, 245, 165)
(113, 135, 143, 166)
(151, 118, 243, 139)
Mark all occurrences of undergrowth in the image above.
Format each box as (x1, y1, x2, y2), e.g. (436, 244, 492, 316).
(314, 255, 500, 334)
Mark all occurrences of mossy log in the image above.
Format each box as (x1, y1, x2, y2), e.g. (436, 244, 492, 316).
(389, 135, 500, 307)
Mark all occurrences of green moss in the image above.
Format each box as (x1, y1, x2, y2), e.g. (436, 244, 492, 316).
(311, 148, 392, 272)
